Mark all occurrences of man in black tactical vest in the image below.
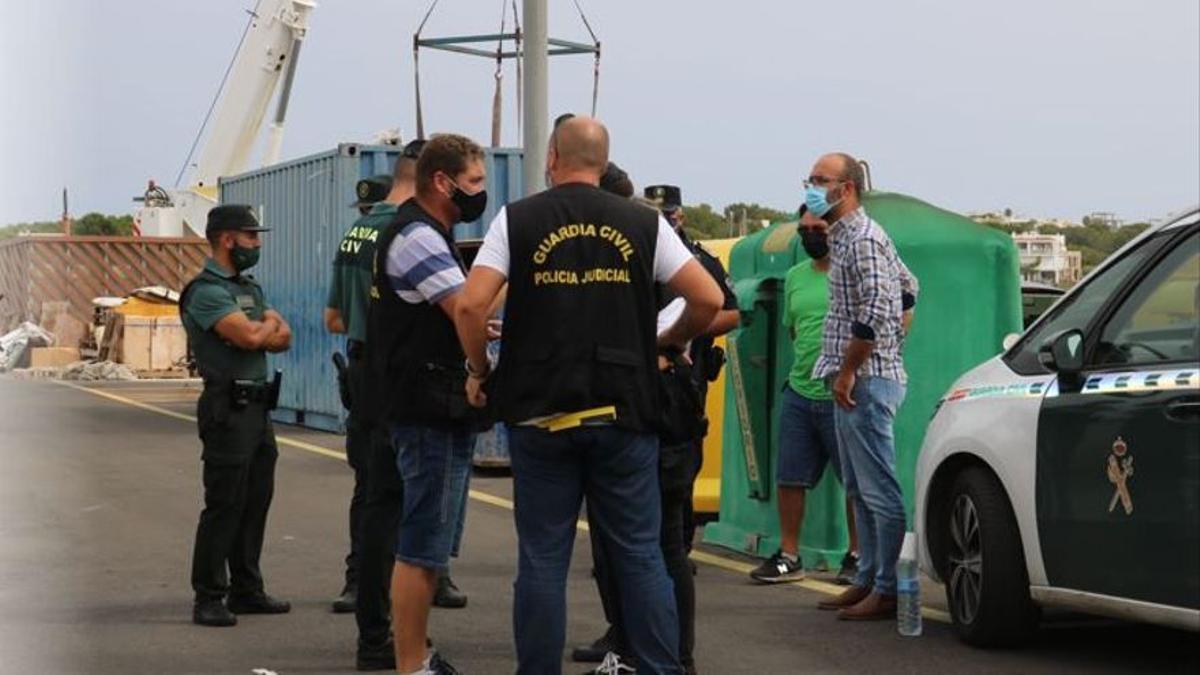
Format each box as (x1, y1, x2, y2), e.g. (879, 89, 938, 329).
(573, 184, 741, 675)
(645, 185, 741, 555)
(367, 133, 488, 675)
(182, 204, 292, 627)
(455, 116, 724, 675)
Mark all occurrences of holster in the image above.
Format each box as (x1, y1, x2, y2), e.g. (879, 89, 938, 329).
(703, 345, 726, 383)
(656, 354, 706, 446)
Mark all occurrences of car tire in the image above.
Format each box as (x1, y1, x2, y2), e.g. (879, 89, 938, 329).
(945, 466, 1039, 646)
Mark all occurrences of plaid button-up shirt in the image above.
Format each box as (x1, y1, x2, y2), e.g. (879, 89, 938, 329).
(813, 207, 918, 384)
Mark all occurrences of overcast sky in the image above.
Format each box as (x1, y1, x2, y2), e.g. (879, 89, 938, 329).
(1, 0, 1197, 226)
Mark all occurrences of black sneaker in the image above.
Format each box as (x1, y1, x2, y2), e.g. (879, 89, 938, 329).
(192, 599, 237, 627)
(355, 640, 395, 671)
(433, 574, 468, 609)
(571, 626, 618, 663)
(582, 652, 636, 675)
(836, 551, 859, 586)
(749, 550, 805, 583)
(430, 650, 461, 675)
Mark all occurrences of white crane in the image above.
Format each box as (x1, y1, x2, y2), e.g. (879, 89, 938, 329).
(135, 0, 317, 238)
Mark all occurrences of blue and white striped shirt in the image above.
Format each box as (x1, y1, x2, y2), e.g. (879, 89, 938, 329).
(813, 207, 918, 384)
(384, 221, 465, 305)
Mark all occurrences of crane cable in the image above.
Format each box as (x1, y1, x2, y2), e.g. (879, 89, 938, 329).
(413, 0, 600, 141)
(490, 0, 508, 147)
(572, 0, 601, 116)
(412, 0, 441, 140)
(174, 1, 263, 187)
(513, 0, 523, 145)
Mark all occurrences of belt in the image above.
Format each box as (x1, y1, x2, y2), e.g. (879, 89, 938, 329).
(528, 406, 617, 433)
(232, 379, 271, 403)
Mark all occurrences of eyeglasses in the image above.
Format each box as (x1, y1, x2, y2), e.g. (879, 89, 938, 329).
(803, 176, 843, 189)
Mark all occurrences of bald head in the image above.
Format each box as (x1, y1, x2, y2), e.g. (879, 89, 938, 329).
(816, 152, 865, 197)
(551, 116, 610, 177)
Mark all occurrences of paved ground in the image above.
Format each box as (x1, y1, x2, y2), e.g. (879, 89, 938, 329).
(0, 378, 1195, 674)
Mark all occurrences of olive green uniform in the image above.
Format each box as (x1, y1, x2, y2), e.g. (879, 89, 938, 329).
(183, 259, 280, 603)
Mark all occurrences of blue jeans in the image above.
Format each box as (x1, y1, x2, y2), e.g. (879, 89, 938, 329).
(777, 386, 842, 488)
(389, 424, 474, 571)
(509, 426, 681, 675)
(833, 376, 906, 595)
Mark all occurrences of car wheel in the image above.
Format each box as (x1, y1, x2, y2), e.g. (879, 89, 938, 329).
(945, 466, 1038, 646)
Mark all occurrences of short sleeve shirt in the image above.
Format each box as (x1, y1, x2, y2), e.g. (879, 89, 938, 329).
(474, 206, 694, 284)
(384, 220, 466, 305)
(181, 258, 269, 381)
(783, 261, 831, 400)
(327, 203, 396, 342)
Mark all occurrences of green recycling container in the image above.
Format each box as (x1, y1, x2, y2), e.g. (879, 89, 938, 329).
(703, 191, 1024, 569)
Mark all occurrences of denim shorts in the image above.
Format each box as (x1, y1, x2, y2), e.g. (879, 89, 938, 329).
(777, 386, 842, 488)
(390, 424, 474, 571)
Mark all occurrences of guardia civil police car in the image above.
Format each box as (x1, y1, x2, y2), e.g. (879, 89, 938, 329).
(916, 205, 1200, 646)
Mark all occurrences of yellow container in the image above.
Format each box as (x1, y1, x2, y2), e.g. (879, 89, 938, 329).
(693, 237, 740, 514)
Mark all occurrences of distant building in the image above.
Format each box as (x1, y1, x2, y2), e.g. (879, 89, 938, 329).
(1012, 232, 1083, 287)
(1085, 211, 1122, 228)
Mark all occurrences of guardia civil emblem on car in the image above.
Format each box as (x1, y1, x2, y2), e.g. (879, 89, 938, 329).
(1106, 437, 1134, 515)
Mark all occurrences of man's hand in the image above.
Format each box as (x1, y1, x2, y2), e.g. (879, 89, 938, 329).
(486, 319, 503, 340)
(833, 369, 857, 409)
(263, 310, 292, 352)
(466, 375, 487, 408)
(901, 309, 913, 336)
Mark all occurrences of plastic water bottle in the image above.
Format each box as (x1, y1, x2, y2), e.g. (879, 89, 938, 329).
(897, 531, 923, 637)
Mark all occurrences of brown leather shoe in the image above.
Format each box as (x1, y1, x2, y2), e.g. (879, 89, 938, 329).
(817, 584, 872, 611)
(838, 592, 897, 621)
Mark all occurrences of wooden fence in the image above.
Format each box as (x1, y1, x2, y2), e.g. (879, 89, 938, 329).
(0, 236, 209, 334)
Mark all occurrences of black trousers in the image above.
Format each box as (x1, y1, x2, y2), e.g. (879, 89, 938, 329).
(591, 441, 696, 669)
(191, 396, 278, 603)
(354, 426, 404, 648)
(343, 353, 372, 590)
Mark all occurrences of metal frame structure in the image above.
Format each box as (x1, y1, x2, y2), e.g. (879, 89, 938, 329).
(416, 33, 598, 59)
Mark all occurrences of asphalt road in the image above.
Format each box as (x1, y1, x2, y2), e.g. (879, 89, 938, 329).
(0, 378, 1195, 674)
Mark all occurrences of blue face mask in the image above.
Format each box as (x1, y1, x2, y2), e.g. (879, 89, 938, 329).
(805, 184, 843, 218)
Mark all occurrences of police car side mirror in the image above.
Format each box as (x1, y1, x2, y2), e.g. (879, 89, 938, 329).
(1002, 333, 1020, 351)
(1039, 329, 1085, 389)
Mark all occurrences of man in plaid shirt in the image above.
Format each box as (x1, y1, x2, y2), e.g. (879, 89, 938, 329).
(806, 152, 918, 621)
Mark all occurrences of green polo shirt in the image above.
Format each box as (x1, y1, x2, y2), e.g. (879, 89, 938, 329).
(181, 258, 270, 381)
(327, 202, 397, 343)
(782, 260, 832, 400)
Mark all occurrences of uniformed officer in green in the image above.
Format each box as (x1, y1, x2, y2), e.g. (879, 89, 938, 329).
(324, 172, 397, 618)
(184, 204, 293, 627)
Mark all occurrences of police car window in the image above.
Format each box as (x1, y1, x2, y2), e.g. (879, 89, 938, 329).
(1005, 232, 1164, 375)
(1094, 230, 1199, 368)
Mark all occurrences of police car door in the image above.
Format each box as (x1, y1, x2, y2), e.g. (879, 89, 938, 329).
(1036, 221, 1200, 610)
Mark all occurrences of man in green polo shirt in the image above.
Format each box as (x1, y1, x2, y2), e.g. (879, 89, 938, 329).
(750, 206, 859, 585)
(183, 204, 293, 627)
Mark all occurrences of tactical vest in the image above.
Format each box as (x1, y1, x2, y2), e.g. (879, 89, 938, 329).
(366, 201, 474, 428)
(496, 182, 660, 432)
(180, 265, 268, 382)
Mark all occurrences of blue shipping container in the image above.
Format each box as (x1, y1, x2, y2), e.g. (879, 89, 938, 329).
(219, 143, 525, 432)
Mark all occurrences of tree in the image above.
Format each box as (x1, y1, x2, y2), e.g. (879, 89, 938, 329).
(681, 203, 729, 240)
(0, 220, 59, 240)
(73, 212, 134, 236)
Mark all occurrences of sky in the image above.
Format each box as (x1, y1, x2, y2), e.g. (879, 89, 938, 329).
(0, 0, 1197, 226)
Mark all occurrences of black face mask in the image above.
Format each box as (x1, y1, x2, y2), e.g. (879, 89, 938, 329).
(800, 229, 829, 260)
(450, 182, 488, 223)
